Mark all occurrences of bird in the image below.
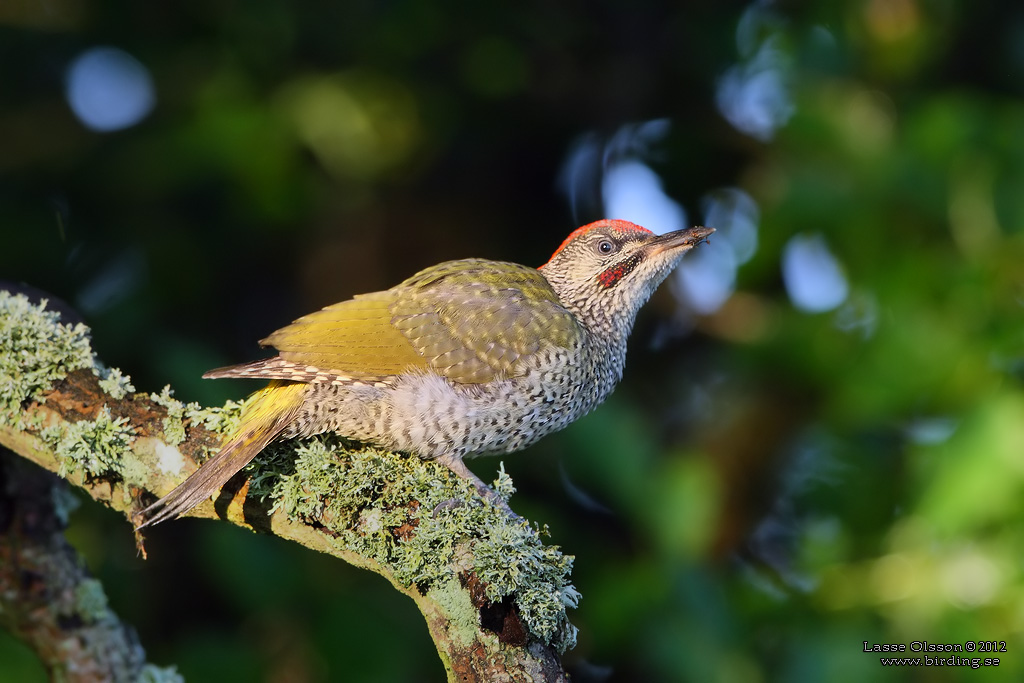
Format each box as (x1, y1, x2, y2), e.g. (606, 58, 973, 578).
(137, 220, 713, 527)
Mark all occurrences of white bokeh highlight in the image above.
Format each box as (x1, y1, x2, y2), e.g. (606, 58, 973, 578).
(674, 188, 760, 315)
(716, 4, 793, 141)
(675, 241, 738, 315)
(602, 160, 687, 236)
(782, 233, 849, 313)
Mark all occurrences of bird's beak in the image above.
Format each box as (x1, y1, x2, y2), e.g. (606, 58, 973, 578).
(647, 225, 715, 256)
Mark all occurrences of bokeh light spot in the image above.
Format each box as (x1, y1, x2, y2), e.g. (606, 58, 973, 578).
(674, 241, 737, 315)
(865, 0, 921, 43)
(942, 550, 1000, 608)
(782, 234, 849, 313)
(717, 4, 793, 142)
(602, 160, 686, 235)
(674, 188, 759, 315)
(278, 71, 420, 181)
(65, 46, 155, 132)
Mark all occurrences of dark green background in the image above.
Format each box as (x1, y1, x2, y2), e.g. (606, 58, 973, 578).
(3, 0, 1023, 680)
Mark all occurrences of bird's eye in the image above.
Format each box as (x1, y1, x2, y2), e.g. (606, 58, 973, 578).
(596, 239, 617, 255)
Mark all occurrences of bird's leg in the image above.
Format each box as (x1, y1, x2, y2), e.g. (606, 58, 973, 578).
(436, 451, 491, 497)
(434, 452, 518, 518)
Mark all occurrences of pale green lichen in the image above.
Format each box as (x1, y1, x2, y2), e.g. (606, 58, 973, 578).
(148, 385, 178, 410)
(70, 578, 183, 682)
(73, 578, 111, 622)
(265, 434, 579, 652)
(474, 521, 580, 645)
(427, 576, 480, 648)
(0, 292, 93, 425)
(51, 483, 82, 525)
(137, 665, 185, 683)
(97, 365, 135, 399)
(491, 462, 516, 501)
(42, 405, 136, 479)
(184, 398, 246, 437)
(151, 384, 247, 446)
(150, 385, 187, 445)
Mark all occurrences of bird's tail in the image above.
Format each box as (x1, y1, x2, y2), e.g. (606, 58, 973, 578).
(136, 381, 306, 528)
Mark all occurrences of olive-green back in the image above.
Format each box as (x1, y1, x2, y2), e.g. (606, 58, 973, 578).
(261, 259, 583, 384)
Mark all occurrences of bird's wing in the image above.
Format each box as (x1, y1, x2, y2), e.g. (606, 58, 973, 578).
(255, 289, 431, 381)
(392, 259, 584, 383)
(253, 259, 582, 385)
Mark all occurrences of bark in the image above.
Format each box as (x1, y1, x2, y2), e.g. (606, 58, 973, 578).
(0, 450, 179, 682)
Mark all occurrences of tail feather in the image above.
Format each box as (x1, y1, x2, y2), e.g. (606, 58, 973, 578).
(137, 382, 305, 528)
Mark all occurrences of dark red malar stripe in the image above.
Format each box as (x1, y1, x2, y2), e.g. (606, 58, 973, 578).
(597, 253, 642, 288)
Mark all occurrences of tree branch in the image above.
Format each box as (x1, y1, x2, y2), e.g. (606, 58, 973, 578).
(0, 450, 183, 682)
(0, 291, 576, 682)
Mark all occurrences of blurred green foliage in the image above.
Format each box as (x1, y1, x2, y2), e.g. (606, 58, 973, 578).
(3, 0, 1024, 681)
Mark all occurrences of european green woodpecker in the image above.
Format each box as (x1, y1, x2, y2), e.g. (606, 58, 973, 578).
(138, 220, 713, 527)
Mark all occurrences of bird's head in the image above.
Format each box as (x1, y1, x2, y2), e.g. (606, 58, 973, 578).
(539, 219, 714, 333)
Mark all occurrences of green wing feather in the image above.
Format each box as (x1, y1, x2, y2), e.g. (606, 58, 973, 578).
(261, 259, 582, 384)
(260, 291, 430, 378)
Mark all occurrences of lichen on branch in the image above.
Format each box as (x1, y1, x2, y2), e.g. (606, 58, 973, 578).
(0, 290, 576, 680)
(0, 291, 93, 424)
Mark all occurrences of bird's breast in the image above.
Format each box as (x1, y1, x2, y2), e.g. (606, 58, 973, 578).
(376, 335, 623, 459)
(294, 334, 626, 460)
